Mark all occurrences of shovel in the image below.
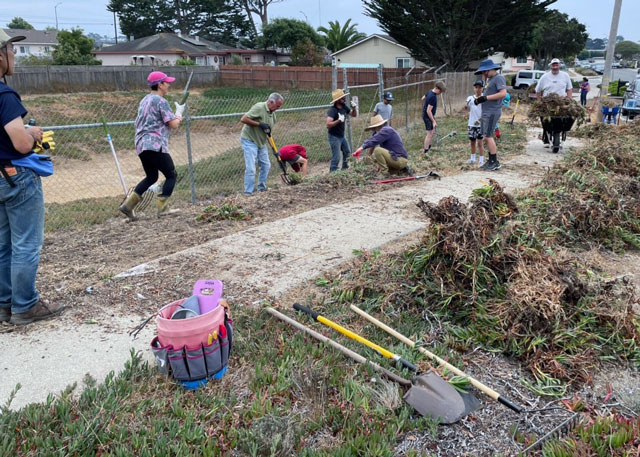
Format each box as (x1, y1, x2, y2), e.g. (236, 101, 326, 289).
(350, 304, 523, 414)
(266, 133, 294, 185)
(267, 308, 477, 423)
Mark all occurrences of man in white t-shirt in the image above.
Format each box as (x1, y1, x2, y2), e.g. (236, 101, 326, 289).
(465, 80, 485, 166)
(535, 58, 573, 145)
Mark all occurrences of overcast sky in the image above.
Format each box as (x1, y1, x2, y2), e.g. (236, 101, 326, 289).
(1, 0, 638, 42)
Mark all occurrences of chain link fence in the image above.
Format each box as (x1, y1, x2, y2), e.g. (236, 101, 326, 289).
(23, 70, 475, 231)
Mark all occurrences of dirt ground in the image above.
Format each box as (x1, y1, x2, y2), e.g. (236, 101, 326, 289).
(2, 128, 639, 455)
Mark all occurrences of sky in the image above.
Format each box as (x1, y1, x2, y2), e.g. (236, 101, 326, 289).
(0, 0, 638, 43)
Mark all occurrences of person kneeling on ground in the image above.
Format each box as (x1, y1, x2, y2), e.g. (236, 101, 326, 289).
(353, 115, 413, 177)
(278, 144, 308, 177)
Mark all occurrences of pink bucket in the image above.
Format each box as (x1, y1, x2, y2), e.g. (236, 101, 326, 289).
(157, 298, 225, 348)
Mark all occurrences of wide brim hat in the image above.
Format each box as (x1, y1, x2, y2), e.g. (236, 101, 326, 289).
(0, 29, 25, 48)
(365, 114, 387, 130)
(331, 88, 349, 104)
(474, 59, 501, 75)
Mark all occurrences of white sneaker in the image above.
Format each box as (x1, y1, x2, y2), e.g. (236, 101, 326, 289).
(466, 158, 476, 164)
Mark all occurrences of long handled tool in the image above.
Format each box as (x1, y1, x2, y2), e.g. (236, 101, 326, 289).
(266, 133, 294, 185)
(101, 115, 127, 195)
(267, 308, 476, 423)
(510, 96, 521, 125)
(434, 129, 457, 148)
(293, 303, 418, 372)
(370, 171, 441, 185)
(350, 304, 523, 413)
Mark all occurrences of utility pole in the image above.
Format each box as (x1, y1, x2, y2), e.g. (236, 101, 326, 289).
(54, 2, 63, 30)
(597, 0, 622, 122)
(113, 11, 118, 44)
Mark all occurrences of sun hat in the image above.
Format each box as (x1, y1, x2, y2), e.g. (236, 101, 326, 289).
(0, 29, 25, 49)
(147, 71, 176, 86)
(365, 114, 388, 130)
(550, 58, 561, 65)
(331, 88, 349, 104)
(384, 91, 394, 101)
(474, 59, 501, 75)
(473, 79, 484, 87)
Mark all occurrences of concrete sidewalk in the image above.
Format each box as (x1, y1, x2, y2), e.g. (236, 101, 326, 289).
(0, 129, 579, 410)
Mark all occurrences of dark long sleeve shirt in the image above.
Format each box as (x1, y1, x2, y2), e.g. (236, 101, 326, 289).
(361, 126, 408, 159)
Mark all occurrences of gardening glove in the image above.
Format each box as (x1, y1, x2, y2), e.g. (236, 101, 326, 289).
(337, 113, 345, 123)
(350, 99, 358, 108)
(258, 122, 271, 134)
(34, 130, 55, 153)
(474, 95, 488, 105)
(174, 102, 185, 120)
(353, 147, 363, 159)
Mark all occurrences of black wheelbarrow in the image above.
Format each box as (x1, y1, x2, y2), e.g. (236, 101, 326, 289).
(541, 116, 575, 153)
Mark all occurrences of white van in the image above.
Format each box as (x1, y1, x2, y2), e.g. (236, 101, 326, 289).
(513, 70, 545, 89)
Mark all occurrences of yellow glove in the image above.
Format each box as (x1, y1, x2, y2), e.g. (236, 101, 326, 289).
(34, 130, 55, 153)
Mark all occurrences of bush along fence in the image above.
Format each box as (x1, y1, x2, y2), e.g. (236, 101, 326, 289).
(23, 71, 475, 232)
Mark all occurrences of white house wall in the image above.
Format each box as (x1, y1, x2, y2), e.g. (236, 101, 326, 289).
(334, 37, 425, 68)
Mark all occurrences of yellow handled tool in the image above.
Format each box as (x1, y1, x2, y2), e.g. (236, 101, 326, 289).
(293, 303, 418, 372)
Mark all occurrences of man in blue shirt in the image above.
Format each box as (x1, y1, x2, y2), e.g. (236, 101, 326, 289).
(422, 81, 446, 154)
(0, 30, 63, 325)
(353, 115, 412, 176)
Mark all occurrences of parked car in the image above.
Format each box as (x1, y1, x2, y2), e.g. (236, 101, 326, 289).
(621, 77, 640, 119)
(512, 70, 546, 89)
(592, 64, 605, 74)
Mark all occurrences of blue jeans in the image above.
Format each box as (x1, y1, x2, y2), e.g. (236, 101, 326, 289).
(242, 138, 270, 194)
(0, 167, 44, 314)
(328, 133, 351, 172)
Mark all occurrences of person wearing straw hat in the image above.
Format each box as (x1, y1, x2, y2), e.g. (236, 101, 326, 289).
(326, 88, 357, 172)
(0, 30, 63, 325)
(353, 114, 413, 177)
(473, 59, 507, 171)
(119, 71, 185, 220)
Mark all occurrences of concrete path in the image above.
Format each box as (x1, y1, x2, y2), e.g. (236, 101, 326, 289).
(0, 129, 580, 410)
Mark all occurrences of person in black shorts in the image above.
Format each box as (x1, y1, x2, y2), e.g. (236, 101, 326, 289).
(421, 81, 446, 154)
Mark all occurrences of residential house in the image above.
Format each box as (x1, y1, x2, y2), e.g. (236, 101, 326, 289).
(489, 52, 534, 72)
(3, 29, 58, 58)
(93, 33, 289, 66)
(331, 34, 427, 69)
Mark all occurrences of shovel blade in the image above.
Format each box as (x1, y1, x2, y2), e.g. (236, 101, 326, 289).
(403, 372, 479, 424)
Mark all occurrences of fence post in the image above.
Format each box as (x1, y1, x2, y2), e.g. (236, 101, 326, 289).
(184, 104, 197, 204)
(343, 67, 353, 154)
(332, 63, 338, 91)
(377, 64, 384, 102)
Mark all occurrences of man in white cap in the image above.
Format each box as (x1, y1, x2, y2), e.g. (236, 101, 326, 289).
(0, 30, 63, 325)
(326, 89, 357, 172)
(535, 58, 573, 146)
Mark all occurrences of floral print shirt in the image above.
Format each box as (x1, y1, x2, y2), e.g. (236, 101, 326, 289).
(134, 94, 176, 155)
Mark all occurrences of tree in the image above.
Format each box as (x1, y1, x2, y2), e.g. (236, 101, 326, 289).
(317, 19, 366, 53)
(529, 10, 587, 69)
(235, 0, 285, 35)
(259, 18, 323, 50)
(7, 17, 34, 30)
(108, 0, 253, 46)
(615, 41, 640, 60)
(615, 35, 624, 43)
(363, 0, 554, 71)
(585, 37, 607, 50)
(290, 38, 324, 66)
(52, 29, 101, 65)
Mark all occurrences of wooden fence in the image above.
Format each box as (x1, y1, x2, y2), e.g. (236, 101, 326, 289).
(7, 65, 421, 94)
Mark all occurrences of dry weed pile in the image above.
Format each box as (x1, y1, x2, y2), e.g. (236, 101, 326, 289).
(528, 93, 587, 125)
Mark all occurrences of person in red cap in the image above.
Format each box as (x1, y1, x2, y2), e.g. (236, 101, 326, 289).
(119, 71, 185, 219)
(277, 144, 308, 177)
(0, 30, 63, 325)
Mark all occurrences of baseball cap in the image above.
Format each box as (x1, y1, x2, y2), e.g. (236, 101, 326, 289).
(473, 79, 484, 87)
(0, 29, 25, 49)
(550, 58, 561, 65)
(147, 71, 176, 86)
(384, 91, 394, 101)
